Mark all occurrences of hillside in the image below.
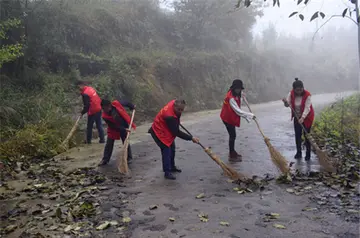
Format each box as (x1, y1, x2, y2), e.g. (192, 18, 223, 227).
(0, 0, 357, 168)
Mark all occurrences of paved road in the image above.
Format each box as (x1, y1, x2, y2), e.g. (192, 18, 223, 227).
(62, 91, 358, 238)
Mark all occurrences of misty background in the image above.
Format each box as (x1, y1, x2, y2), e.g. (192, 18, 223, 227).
(0, 0, 359, 140)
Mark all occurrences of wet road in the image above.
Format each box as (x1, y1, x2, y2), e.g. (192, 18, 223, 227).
(65, 92, 357, 238)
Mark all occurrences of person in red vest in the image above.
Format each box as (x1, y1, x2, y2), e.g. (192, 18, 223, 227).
(282, 78, 315, 161)
(98, 99, 136, 166)
(220, 79, 256, 161)
(76, 81, 105, 144)
(149, 99, 200, 180)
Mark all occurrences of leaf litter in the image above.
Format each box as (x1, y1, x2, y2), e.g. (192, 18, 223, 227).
(0, 163, 132, 237)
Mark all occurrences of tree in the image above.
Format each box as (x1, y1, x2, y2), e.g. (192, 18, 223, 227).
(235, 0, 360, 68)
(0, 18, 24, 68)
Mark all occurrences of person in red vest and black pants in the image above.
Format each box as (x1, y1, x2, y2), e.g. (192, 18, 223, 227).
(282, 78, 315, 161)
(220, 79, 256, 161)
(98, 99, 136, 166)
(76, 81, 105, 144)
(149, 99, 200, 180)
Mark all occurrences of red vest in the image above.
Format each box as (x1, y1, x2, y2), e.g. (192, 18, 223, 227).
(220, 90, 241, 127)
(290, 89, 315, 128)
(151, 100, 178, 147)
(102, 100, 136, 140)
(81, 86, 101, 115)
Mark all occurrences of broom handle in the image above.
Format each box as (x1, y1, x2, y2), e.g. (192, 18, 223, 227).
(179, 124, 206, 150)
(287, 104, 322, 151)
(287, 104, 310, 136)
(61, 116, 81, 145)
(125, 109, 136, 141)
(241, 96, 267, 139)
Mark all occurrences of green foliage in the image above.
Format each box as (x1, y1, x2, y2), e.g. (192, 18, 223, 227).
(313, 94, 360, 157)
(0, 18, 24, 67)
(0, 117, 74, 164)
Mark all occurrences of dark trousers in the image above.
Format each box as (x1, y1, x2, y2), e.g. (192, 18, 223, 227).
(87, 111, 105, 143)
(149, 128, 176, 174)
(294, 119, 311, 154)
(102, 130, 132, 163)
(223, 121, 236, 153)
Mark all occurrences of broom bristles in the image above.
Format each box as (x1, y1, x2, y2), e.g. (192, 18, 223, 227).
(204, 148, 247, 181)
(305, 134, 336, 173)
(264, 137, 290, 174)
(118, 140, 129, 174)
(314, 148, 336, 173)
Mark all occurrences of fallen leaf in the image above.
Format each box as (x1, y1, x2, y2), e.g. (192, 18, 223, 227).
(227, 179, 234, 183)
(198, 213, 209, 222)
(346, 209, 359, 213)
(110, 220, 119, 226)
(47, 225, 58, 231)
(4, 225, 17, 234)
(149, 205, 158, 210)
(273, 224, 286, 229)
(302, 207, 318, 212)
(96, 221, 110, 230)
(304, 186, 312, 190)
(233, 187, 240, 191)
(269, 213, 280, 218)
(246, 188, 253, 193)
(219, 221, 229, 226)
(122, 217, 132, 223)
(196, 193, 205, 199)
(64, 225, 73, 232)
(286, 188, 295, 193)
(237, 190, 245, 194)
(169, 217, 175, 222)
(33, 184, 43, 188)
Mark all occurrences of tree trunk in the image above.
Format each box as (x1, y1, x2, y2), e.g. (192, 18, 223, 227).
(356, 0, 360, 69)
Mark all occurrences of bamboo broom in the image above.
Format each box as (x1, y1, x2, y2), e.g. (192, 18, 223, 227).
(287, 105, 336, 173)
(180, 124, 247, 181)
(242, 96, 290, 174)
(59, 116, 82, 151)
(118, 109, 136, 175)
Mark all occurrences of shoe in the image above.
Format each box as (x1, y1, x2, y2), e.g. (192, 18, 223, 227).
(229, 151, 242, 162)
(305, 151, 311, 161)
(294, 152, 302, 159)
(127, 158, 132, 165)
(171, 167, 182, 173)
(98, 160, 108, 166)
(164, 173, 176, 180)
(99, 140, 105, 144)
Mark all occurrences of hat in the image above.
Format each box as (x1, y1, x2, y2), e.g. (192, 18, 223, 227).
(230, 79, 244, 90)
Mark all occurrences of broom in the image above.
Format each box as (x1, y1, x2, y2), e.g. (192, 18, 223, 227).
(242, 96, 290, 174)
(118, 109, 136, 174)
(59, 116, 82, 151)
(179, 124, 247, 181)
(287, 105, 336, 173)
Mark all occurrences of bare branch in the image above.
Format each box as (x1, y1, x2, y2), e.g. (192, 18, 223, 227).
(312, 14, 358, 41)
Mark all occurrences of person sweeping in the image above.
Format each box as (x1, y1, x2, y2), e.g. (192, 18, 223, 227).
(98, 99, 136, 166)
(76, 81, 105, 144)
(220, 79, 256, 161)
(282, 78, 315, 161)
(149, 99, 200, 180)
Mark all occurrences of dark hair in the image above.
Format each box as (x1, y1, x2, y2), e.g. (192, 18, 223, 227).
(75, 80, 87, 86)
(174, 99, 186, 107)
(292, 77, 304, 89)
(101, 99, 111, 107)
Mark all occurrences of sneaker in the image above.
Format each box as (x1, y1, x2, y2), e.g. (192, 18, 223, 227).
(294, 152, 302, 159)
(98, 160, 108, 166)
(171, 167, 182, 173)
(305, 151, 311, 161)
(229, 151, 242, 162)
(164, 173, 176, 180)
